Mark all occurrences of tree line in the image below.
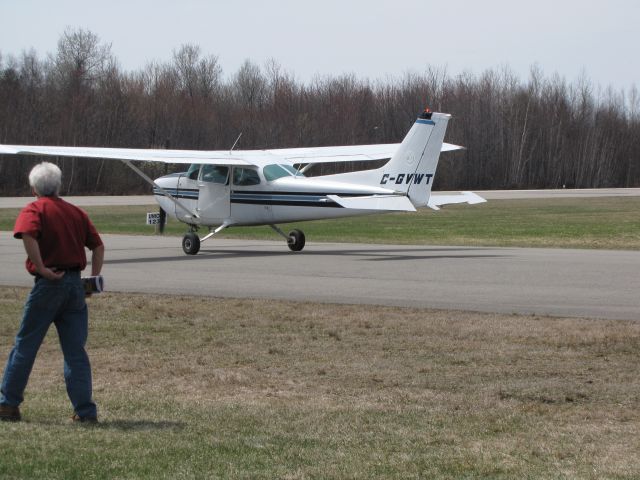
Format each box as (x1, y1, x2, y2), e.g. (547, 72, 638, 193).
(1, 28, 638, 195)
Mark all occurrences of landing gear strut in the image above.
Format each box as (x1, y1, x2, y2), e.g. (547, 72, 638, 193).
(180, 222, 230, 255)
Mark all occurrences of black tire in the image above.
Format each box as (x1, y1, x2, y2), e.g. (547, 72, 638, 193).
(287, 229, 305, 252)
(182, 232, 201, 255)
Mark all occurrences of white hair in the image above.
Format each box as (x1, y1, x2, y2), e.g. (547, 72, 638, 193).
(29, 162, 62, 197)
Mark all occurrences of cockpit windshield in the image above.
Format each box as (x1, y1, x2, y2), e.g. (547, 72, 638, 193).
(263, 164, 305, 181)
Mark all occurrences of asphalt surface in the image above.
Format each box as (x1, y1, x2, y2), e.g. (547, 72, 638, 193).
(1, 232, 638, 321)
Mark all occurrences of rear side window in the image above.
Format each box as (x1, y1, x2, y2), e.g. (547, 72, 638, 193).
(233, 168, 261, 186)
(264, 164, 306, 181)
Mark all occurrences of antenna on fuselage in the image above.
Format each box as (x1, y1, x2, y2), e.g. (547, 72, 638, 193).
(230, 132, 243, 154)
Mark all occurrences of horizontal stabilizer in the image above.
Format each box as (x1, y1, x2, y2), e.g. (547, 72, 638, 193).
(428, 191, 486, 210)
(441, 142, 464, 152)
(327, 194, 416, 212)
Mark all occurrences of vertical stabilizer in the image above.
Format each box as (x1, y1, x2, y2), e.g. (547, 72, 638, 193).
(377, 110, 451, 207)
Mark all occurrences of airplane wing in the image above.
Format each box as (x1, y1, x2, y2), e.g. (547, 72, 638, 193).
(0, 145, 256, 166)
(0, 142, 463, 166)
(428, 191, 486, 211)
(267, 142, 463, 164)
(0, 144, 259, 219)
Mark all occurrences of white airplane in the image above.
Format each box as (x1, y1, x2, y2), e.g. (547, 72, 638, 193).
(0, 109, 485, 254)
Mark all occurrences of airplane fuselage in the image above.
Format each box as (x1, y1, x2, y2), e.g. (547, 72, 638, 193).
(154, 164, 399, 228)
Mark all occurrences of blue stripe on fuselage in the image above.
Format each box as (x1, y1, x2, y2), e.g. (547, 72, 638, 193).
(153, 189, 388, 209)
(153, 187, 199, 200)
(231, 192, 341, 208)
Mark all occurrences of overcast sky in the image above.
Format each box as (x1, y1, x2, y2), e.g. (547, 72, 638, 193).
(1, 0, 638, 90)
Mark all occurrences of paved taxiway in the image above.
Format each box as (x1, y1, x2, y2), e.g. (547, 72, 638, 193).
(0, 232, 638, 321)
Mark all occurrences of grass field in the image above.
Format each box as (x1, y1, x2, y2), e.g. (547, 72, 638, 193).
(1, 196, 640, 249)
(0, 288, 638, 479)
(1, 197, 639, 478)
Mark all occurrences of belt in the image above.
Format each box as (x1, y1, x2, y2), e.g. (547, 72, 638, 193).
(52, 266, 81, 272)
(34, 266, 81, 282)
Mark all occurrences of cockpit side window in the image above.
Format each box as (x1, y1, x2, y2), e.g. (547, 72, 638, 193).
(233, 167, 261, 186)
(200, 165, 229, 184)
(186, 163, 201, 180)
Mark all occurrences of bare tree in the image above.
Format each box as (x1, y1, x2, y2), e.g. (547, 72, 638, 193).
(1, 30, 639, 195)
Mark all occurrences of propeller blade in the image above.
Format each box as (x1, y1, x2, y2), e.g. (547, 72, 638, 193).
(158, 207, 167, 234)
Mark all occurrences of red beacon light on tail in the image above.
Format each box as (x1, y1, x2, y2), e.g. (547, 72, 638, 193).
(420, 107, 433, 120)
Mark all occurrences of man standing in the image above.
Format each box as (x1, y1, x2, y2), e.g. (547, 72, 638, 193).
(0, 162, 104, 423)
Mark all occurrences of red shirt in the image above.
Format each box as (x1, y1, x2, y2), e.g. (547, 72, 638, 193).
(13, 196, 103, 275)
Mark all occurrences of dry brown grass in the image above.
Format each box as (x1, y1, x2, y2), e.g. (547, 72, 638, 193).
(1, 287, 639, 478)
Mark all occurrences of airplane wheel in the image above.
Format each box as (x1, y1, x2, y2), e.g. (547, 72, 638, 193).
(182, 232, 200, 255)
(287, 229, 305, 252)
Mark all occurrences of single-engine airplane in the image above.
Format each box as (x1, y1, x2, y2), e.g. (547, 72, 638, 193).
(0, 109, 485, 254)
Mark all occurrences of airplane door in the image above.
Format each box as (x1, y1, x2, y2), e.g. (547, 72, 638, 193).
(197, 165, 231, 224)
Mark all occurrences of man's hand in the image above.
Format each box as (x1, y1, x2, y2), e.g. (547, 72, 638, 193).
(22, 234, 65, 280)
(39, 267, 66, 281)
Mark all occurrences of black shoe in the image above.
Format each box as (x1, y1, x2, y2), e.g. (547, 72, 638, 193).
(71, 413, 98, 424)
(0, 404, 21, 422)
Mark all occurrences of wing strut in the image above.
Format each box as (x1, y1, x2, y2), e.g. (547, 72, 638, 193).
(121, 160, 199, 219)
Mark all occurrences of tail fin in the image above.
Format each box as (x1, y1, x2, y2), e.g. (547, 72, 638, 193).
(376, 110, 451, 207)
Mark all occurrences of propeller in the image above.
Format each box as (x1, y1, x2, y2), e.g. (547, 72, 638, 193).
(158, 207, 167, 234)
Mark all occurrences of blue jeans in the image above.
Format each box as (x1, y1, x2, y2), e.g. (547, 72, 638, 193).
(0, 271, 97, 418)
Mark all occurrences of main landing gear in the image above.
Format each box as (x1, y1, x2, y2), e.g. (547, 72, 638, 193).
(287, 229, 306, 252)
(182, 232, 200, 255)
(182, 225, 306, 255)
(270, 225, 305, 252)
(182, 222, 230, 255)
